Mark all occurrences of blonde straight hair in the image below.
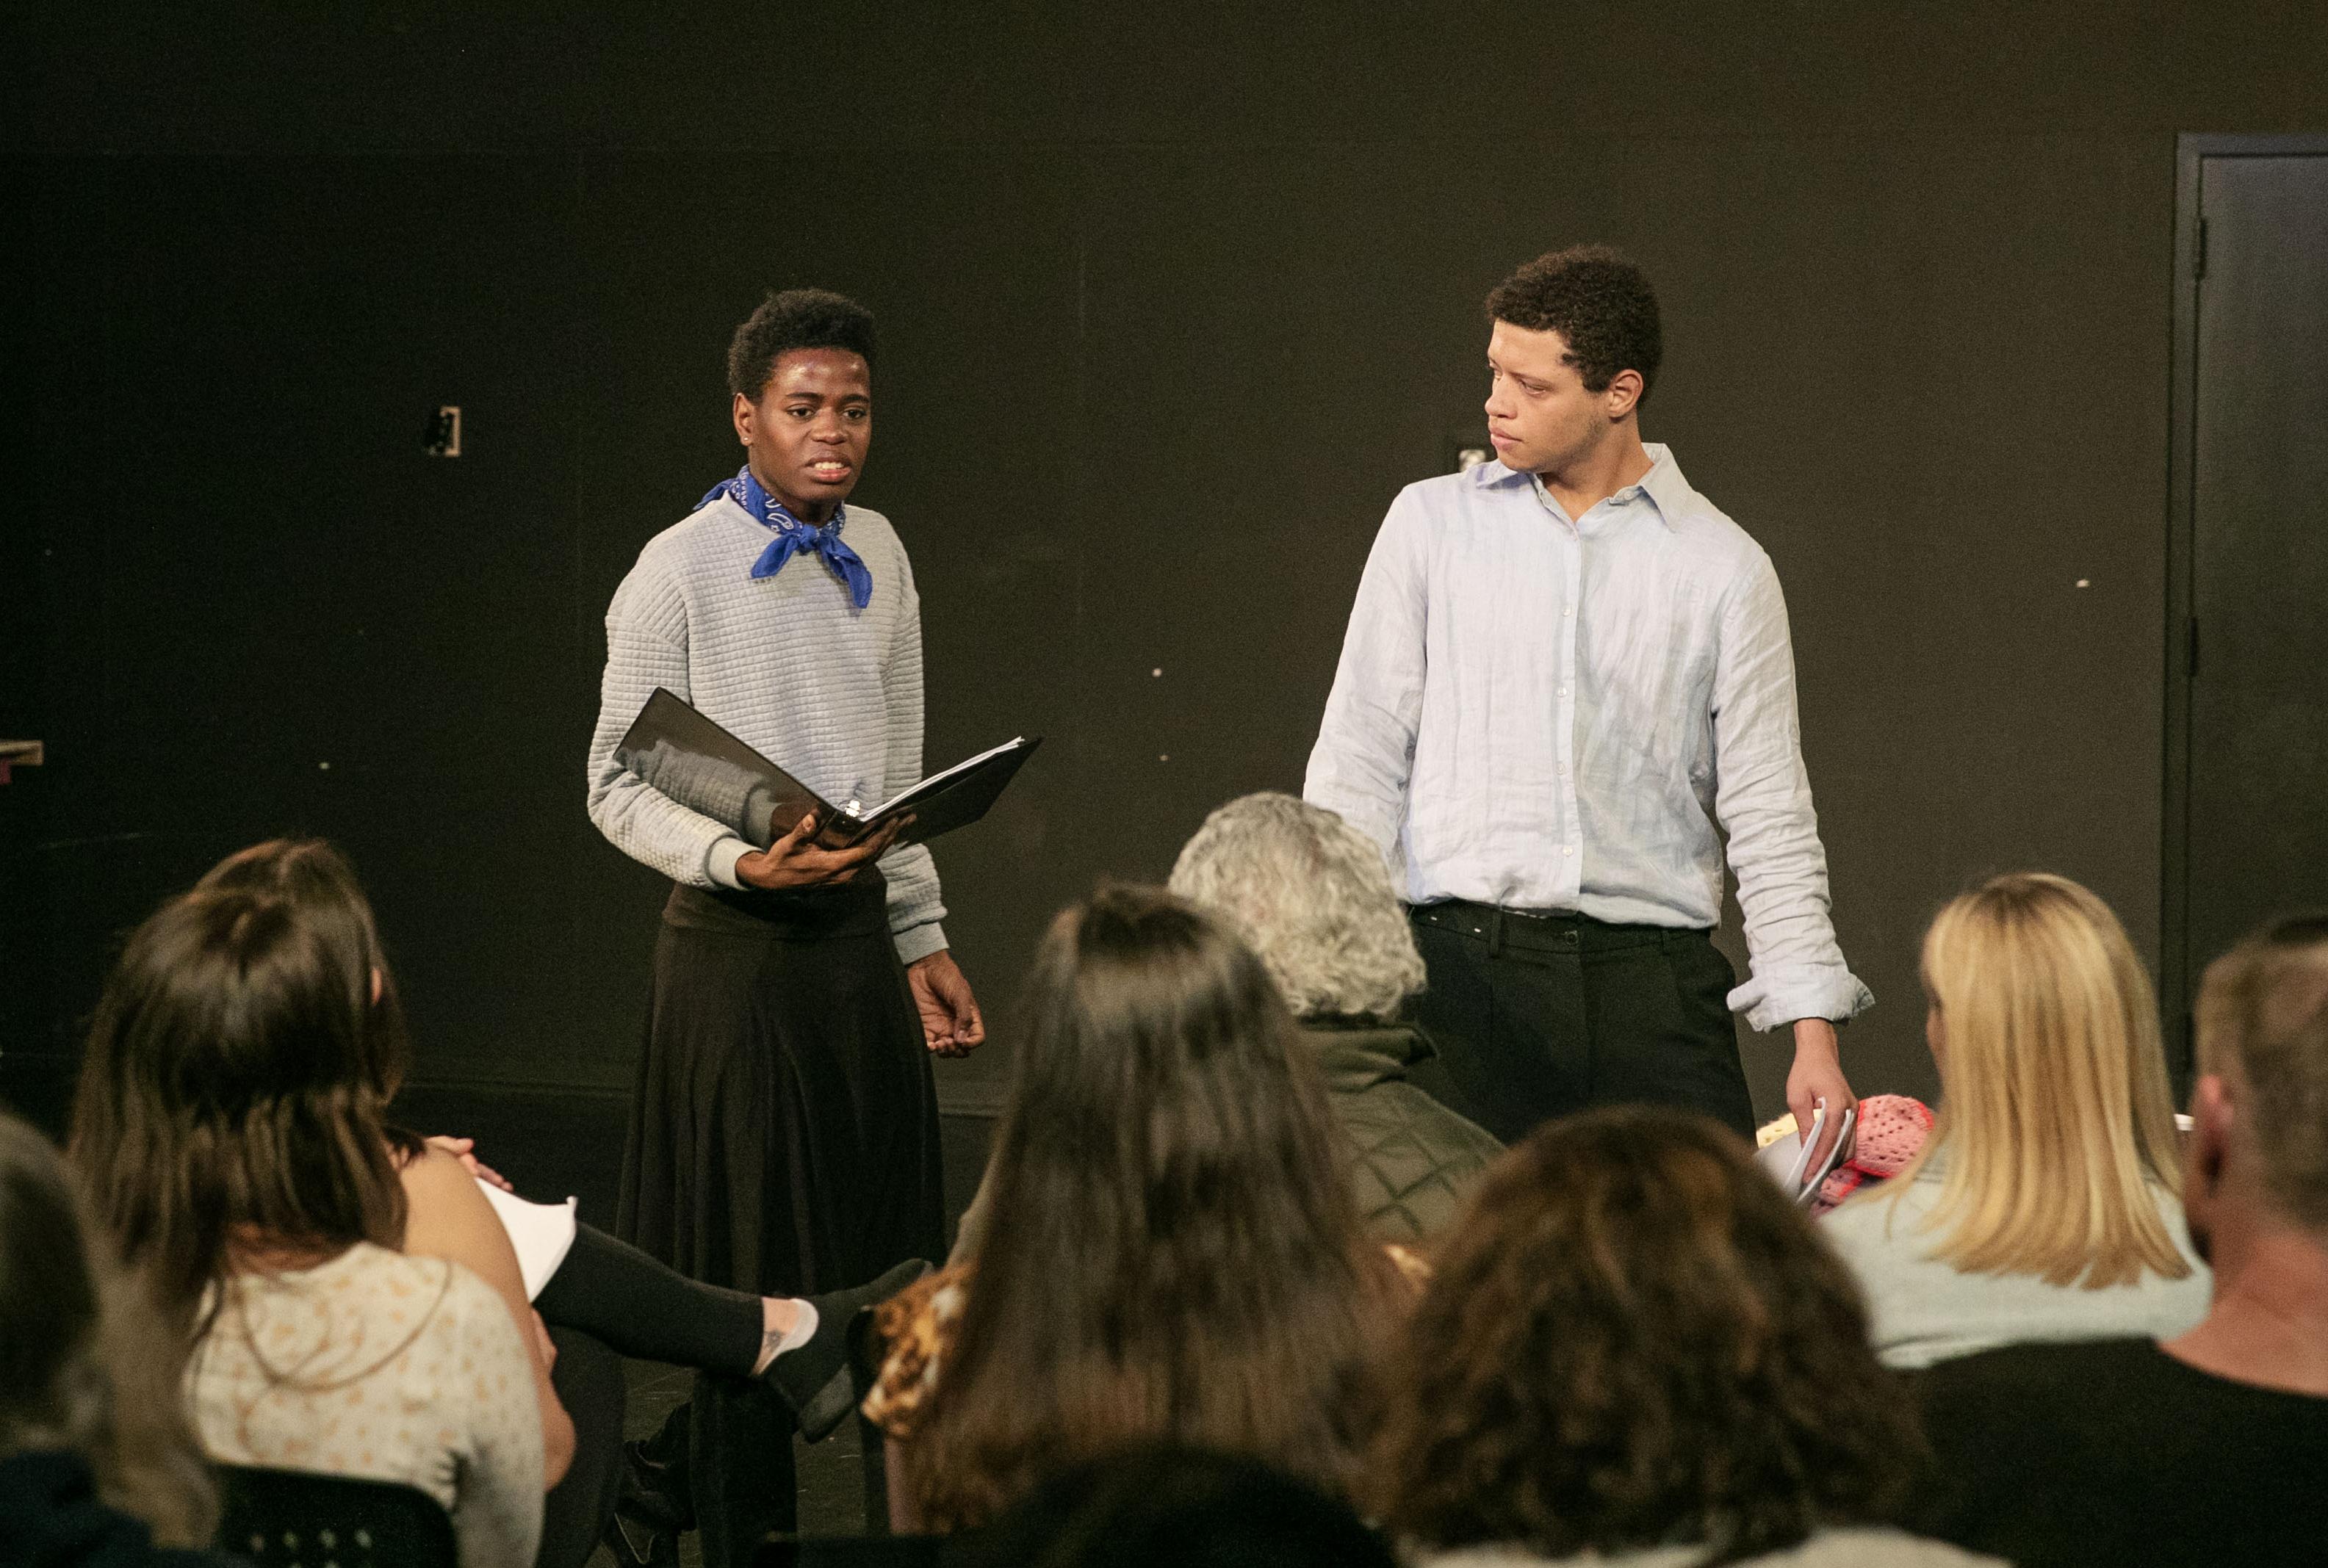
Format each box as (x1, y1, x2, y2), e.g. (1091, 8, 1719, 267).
(1890, 872, 2189, 1287)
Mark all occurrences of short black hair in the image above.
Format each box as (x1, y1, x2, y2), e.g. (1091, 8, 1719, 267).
(1485, 245, 1662, 406)
(727, 287, 877, 402)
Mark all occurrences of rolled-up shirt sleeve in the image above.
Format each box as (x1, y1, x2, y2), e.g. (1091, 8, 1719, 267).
(1305, 491, 1429, 864)
(1709, 553, 1874, 1033)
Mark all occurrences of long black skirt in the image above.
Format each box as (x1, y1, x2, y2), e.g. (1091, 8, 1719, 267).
(614, 873, 945, 1300)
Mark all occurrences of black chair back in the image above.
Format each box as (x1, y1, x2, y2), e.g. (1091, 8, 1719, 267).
(214, 1464, 458, 1567)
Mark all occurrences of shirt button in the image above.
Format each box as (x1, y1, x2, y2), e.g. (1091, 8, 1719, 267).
(1563, 607, 1574, 617)
(1562, 845, 1574, 856)
(1558, 687, 1568, 698)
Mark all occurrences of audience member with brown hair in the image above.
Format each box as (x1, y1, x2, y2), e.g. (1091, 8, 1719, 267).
(0, 1111, 228, 1566)
(163, 839, 926, 1567)
(863, 885, 1410, 1533)
(1821, 873, 2208, 1368)
(70, 880, 558, 1567)
(1908, 914, 2328, 1567)
(1374, 1107, 1997, 1567)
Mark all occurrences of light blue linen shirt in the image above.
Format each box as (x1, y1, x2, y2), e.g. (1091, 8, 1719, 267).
(1304, 444, 1871, 1032)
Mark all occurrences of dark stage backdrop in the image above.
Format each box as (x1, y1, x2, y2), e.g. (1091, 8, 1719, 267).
(5, 8, 2326, 1191)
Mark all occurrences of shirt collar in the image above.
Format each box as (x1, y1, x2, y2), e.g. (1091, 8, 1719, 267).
(1476, 442, 1689, 532)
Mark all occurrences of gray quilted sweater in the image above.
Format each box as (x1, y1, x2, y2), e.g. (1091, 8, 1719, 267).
(1311, 1023, 1502, 1241)
(585, 493, 946, 962)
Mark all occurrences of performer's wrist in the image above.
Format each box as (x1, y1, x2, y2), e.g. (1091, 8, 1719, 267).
(1788, 1016, 1842, 1056)
(707, 836, 752, 890)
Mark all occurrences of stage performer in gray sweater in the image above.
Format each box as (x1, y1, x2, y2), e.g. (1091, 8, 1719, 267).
(585, 286, 981, 1567)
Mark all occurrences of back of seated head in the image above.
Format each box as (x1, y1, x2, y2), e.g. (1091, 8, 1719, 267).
(68, 839, 412, 1336)
(1884, 872, 2188, 1287)
(1374, 1106, 1922, 1561)
(2195, 912, 2328, 1233)
(892, 884, 1397, 1531)
(1167, 792, 1426, 1022)
(0, 1110, 215, 1548)
(952, 1444, 1395, 1568)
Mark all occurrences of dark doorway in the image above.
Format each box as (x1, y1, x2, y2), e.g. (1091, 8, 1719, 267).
(2163, 134, 2328, 1084)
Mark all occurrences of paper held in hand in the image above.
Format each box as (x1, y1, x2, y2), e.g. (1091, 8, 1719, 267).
(614, 687, 1040, 853)
(1754, 1099, 1856, 1204)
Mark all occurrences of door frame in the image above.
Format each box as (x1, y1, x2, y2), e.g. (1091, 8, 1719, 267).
(2162, 132, 2328, 1088)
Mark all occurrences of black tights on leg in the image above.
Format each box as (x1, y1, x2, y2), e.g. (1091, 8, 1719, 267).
(533, 1222, 765, 1376)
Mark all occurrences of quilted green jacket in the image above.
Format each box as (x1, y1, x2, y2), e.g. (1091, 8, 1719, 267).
(1308, 1022, 1504, 1241)
(948, 1021, 1502, 1261)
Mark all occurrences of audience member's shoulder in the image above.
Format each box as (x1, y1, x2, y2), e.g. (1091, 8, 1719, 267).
(1416, 1529, 1999, 1567)
(1757, 1526, 2006, 1566)
(1915, 1334, 2167, 1404)
(1918, 1321, 2169, 1423)
(348, 1240, 520, 1350)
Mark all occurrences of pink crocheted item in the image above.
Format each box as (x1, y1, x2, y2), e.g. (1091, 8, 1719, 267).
(1812, 1094, 1934, 1215)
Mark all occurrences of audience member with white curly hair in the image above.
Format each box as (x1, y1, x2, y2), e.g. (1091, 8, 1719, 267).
(952, 792, 1499, 1257)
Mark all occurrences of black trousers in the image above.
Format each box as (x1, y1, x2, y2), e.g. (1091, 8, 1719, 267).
(1408, 901, 1756, 1144)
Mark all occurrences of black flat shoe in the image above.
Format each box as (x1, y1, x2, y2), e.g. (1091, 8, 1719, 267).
(763, 1257, 931, 1442)
(601, 1507, 679, 1568)
(602, 1436, 687, 1567)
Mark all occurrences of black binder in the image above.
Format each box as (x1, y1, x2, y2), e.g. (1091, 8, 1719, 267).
(614, 687, 1039, 852)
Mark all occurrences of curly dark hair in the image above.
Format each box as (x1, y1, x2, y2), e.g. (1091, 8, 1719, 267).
(1372, 1108, 1923, 1567)
(1485, 245, 1662, 405)
(727, 286, 877, 401)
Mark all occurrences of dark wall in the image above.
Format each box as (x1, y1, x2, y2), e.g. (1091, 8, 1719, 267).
(5, 5, 2326, 1135)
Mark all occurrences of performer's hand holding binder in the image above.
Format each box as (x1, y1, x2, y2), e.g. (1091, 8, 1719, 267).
(616, 687, 1039, 884)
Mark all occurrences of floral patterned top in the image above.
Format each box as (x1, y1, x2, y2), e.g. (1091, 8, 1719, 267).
(186, 1243, 544, 1568)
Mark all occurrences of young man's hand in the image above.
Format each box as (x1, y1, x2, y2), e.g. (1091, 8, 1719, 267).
(735, 813, 902, 890)
(907, 950, 984, 1058)
(1785, 1018, 1856, 1172)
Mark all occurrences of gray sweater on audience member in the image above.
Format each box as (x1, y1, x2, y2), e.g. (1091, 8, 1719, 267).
(585, 493, 948, 962)
(1820, 1157, 2211, 1370)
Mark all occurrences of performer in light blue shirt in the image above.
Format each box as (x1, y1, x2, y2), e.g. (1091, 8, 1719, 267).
(1306, 245, 1869, 1157)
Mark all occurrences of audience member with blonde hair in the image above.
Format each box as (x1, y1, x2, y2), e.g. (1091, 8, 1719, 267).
(1820, 872, 2208, 1368)
(1907, 914, 2328, 1567)
(1374, 1107, 1996, 1567)
(0, 1111, 226, 1565)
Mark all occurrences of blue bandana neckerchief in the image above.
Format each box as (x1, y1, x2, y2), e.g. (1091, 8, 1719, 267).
(701, 466, 873, 610)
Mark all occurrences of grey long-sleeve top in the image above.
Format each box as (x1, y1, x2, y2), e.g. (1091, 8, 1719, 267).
(585, 494, 947, 962)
